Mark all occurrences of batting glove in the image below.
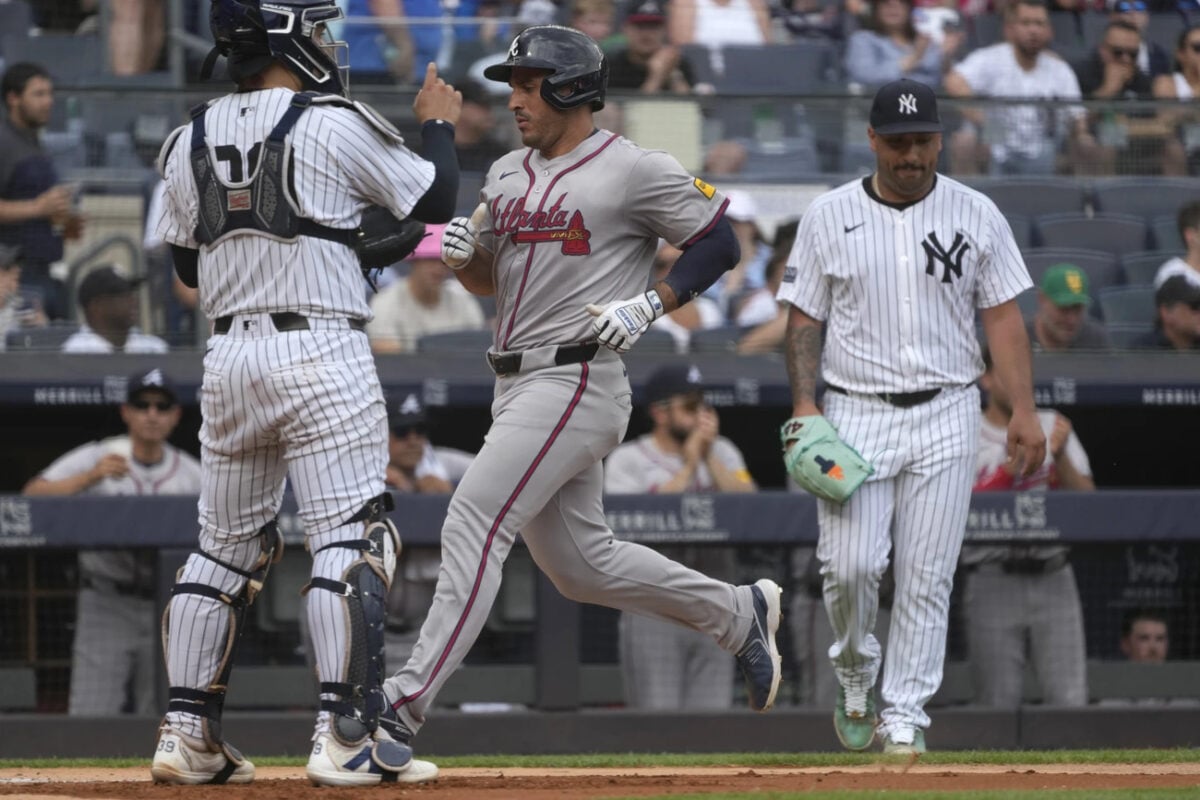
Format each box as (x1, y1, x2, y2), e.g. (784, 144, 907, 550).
(441, 215, 478, 270)
(585, 289, 665, 354)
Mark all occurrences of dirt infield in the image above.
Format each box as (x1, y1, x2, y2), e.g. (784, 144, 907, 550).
(2, 763, 1200, 798)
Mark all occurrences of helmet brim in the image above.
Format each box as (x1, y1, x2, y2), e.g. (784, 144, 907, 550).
(482, 59, 556, 84)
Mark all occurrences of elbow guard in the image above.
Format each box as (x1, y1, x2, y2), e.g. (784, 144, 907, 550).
(170, 245, 200, 289)
(662, 216, 740, 305)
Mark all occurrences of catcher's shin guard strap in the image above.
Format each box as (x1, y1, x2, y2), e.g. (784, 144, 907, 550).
(343, 492, 395, 525)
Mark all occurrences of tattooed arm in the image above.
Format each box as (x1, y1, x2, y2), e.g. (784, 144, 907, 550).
(785, 304, 825, 418)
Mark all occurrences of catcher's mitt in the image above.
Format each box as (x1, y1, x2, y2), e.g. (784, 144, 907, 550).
(354, 206, 427, 271)
(781, 415, 874, 503)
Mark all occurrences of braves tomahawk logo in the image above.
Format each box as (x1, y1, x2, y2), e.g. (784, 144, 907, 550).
(492, 193, 592, 255)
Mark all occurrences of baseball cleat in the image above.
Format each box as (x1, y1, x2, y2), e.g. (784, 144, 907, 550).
(833, 687, 878, 751)
(306, 731, 438, 786)
(735, 578, 783, 712)
(150, 728, 255, 784)
(881, 728, 926, 755)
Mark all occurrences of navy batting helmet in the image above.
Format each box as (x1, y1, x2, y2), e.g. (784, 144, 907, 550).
(206, 0, 348, 96)
(483, 25, 608, 111)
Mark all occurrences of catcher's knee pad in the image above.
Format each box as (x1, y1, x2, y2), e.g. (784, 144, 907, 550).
(306, 493, 400, 745)
(163, 520, 283, 749)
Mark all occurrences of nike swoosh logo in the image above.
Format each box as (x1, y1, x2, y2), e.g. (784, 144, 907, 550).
(499, 170, 519, 180)
(844, 222, 865, 234)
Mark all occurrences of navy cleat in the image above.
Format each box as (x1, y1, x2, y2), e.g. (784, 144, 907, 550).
(735, 578, 783, 711)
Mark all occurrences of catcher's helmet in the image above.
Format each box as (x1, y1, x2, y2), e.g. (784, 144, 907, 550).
(483, 25, 608, 111)
(207, 0, 348, 96)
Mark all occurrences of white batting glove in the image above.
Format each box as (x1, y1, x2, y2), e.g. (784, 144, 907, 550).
(440, 215, 477, 270)
(585, 289, 665, 354)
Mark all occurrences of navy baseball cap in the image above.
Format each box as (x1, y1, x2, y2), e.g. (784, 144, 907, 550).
(869, 79, 943, 135)
(388, 392, 428, 433)
(643, 363, 704, 405)
(78, 265, 145, 307)
(626, 0, 667, 23)
(126, 367, 178, 404)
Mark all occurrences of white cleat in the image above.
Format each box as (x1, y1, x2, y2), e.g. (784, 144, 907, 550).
(150, 729, 255, 785)
(306, 732, 439, 786)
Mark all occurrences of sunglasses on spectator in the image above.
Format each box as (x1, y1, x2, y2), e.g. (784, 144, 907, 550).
(129, 399, 175, 412)
(392, 424, 428, 438)
(1106, 44, 1139, 59)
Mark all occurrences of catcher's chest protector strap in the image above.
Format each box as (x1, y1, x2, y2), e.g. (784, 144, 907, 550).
(189, 92, 355, 248)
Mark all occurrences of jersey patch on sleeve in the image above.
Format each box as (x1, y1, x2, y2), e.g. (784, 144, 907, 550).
(692, 178, 716, 200)
(783, 267, 797, 283)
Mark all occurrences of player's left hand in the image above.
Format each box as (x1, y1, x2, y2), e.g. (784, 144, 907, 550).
(585, 290, 665, 354)
(1006, 407, 1047, 478)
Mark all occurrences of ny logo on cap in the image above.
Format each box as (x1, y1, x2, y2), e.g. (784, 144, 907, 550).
(899, 93, 918, 115)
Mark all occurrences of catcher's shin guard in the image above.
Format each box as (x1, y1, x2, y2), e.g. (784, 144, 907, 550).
(306, 493, 400, 745)
(162, 520, 283, 753)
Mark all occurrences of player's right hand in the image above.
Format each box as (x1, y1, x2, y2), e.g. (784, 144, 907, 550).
(441, 208, 480, 270)
(37, 186, 72, 219)
(413, 62, 462, 127)
(91, 454, 129, 483)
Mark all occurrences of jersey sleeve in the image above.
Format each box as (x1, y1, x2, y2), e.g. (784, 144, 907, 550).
(775, 207, 831, 320)
(1063, 430, 1092, 478)
(713, 438, 752, 482)
(330, 110, 436, 220)
(415, 443, 451, 482)
(974, 203, 1033, 309)
(38, 443, 101, 483)
(156, 123, 200, 249)
(951, 48, 989, 93)
(623, 150, 728, 248)
(603, 445, 649, 494)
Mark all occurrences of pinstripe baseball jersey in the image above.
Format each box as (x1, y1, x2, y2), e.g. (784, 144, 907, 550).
(154, 87, 435, 320)
(777, 175, 1031, 393)
(475, 132, 728, 351)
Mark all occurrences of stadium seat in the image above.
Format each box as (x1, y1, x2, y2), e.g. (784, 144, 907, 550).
(0, 1, 33, 56)
(1034, 213, 1150, 256)
(680, 43, 718, 87)
(1097, 285, 1157, 325)
(1015, 288, 1038, 319)
(1121, 252, 1172, 286)
(5, 323, 79, 351)
(1005, 214, 1033, 250)
(0, 33, 102, 85)
(634, 327, 679, 353)
(415, 329, 493, 354)
(1021, 248, 1121, 294)
(1106, 322, 1154, 349)
(1145, 12, 1185, 55)
(713, 43, 836, 96)
(737, 136, 822, 182)
(689, 325, 744, 353)
(1151, 215, 1183, 252)
(966, 12, 1003, 50)
(1090, 178, 1199, 222)
(972, 178, 1089, 217)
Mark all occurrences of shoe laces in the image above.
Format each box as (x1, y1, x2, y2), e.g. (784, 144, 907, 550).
(844, 687, 870, 717)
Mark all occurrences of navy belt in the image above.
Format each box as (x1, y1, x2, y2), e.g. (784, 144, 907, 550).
(486, 343, 599, 377)
(825, 383, 941, 409)
(213, 312, 366, 334)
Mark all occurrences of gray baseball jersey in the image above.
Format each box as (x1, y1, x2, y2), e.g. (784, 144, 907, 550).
(39, 436, 201, 716)
(776, 174, 1031, 743)
(154, 86, 438, 745)
(383, 132, 768, 731)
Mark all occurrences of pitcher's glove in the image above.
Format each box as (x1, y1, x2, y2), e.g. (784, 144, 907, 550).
(354, 206, 427, 270)
(781, 415, 874, 503)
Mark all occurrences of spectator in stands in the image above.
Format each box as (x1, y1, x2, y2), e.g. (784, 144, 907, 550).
(1120, 608, 1169, 662)
(943, 0, 1096, 175)
(367, 223, 485, 353)
(0, 62, 85, 321)
(572, 0, 619, 46)
(1027, 264, 1112, 351)
(779, 0, 846, 43)
(1132, 274, 1200, 349)
(403, 0, 490, 82)
(606, 0, 698, 95)
(668, 0, 771, 48)
(736, 218, 799, 354)
(604, 363, 757, 709)
(961, 346, 1093, 709)
(340, 0, 416, 85)
(844, 0, 963, 91)
(702, 190, 768, 314)
(109, 0, 165, 75)
(649, 242, 727, 352)
(381, 393, 462, 670)
(1152, 24, 1200, 176)
(1073, 20, 1171, 174)
(23, 368, 199, 716)
(454, 80, 510, 173)
(1154, 200, 1200, 288)
(61, 265, 168, 353)
(703, 139, 749, 176)
(34, 1, 96, 33)
(1108, 0, 1171, 80)
(0, 243, 47, 349)
(464, 0, 559, 95)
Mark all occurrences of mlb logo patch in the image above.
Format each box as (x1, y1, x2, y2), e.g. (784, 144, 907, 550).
(228, 189, 252, 211)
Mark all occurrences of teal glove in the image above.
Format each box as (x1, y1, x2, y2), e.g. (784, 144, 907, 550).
(781, 415, 874, 503)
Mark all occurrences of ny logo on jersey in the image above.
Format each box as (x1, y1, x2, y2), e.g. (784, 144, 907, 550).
(899, 93, 918, 115)
(921, 231, 969, 284)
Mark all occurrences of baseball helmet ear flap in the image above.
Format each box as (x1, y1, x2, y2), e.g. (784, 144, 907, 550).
(482, 24, 609, 111)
